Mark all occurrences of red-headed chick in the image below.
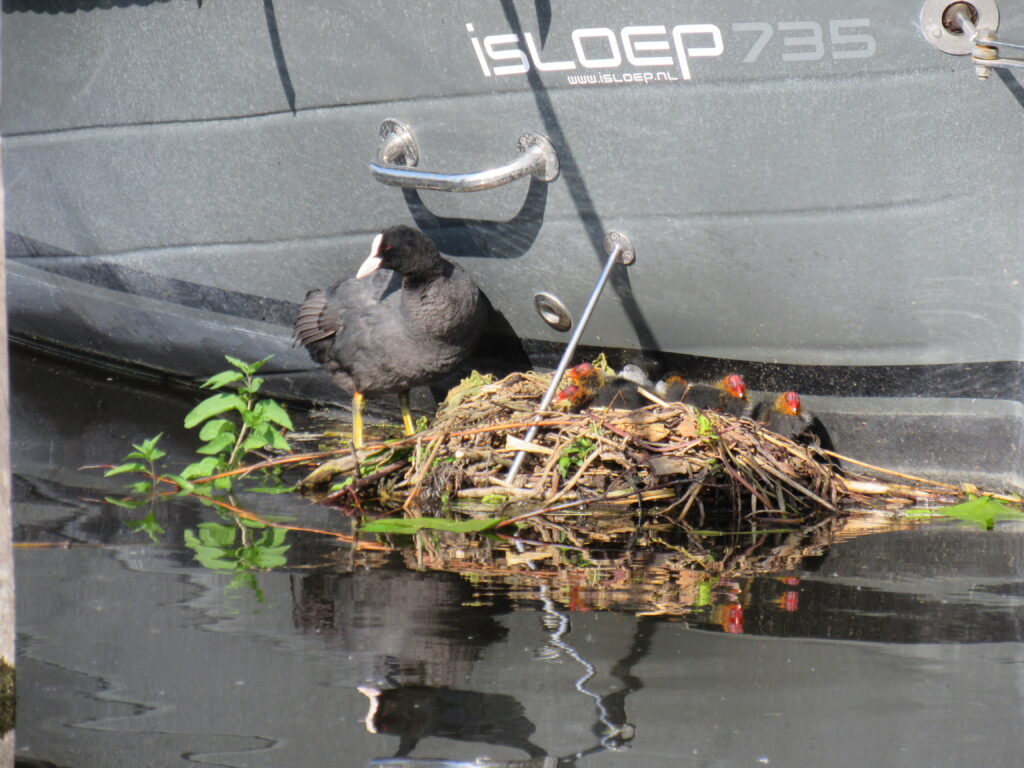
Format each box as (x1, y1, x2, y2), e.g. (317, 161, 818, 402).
(753, 391, 814, 439)
(561, 362, 604, 408)
(553, 384, 587, 412)
(681, 373, 752, 418)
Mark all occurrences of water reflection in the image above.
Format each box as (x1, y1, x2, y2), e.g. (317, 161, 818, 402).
(11, 343, 1024, 767)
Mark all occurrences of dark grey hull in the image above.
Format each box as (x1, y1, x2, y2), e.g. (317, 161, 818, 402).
(4, 1, 1024, 486)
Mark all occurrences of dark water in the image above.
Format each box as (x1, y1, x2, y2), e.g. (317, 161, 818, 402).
(11, 344, 1024, 767)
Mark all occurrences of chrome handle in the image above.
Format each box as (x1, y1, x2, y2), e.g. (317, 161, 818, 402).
(369, 119, 560, 192)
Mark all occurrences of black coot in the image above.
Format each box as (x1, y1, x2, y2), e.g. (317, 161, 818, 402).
(293, 225, 487, 447)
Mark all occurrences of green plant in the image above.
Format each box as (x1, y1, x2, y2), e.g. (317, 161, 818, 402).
(359, 517, 499, 534)
(909, 495, 1024, 530)
(104, 434, 180, 543)
(696, 413, 717, 437)
(105, 433, 173, 495)
(180, 355, 294, 493)
(102, 358, 297, 549)
(558, 436, 596, 479)
(184, 521, 291, 601)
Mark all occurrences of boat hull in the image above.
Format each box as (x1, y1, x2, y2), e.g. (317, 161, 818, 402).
(4, 0, 1024, 486)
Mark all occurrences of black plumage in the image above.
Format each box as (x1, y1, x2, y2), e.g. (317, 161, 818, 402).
(692, 375, 751, 418)
(753, 391, 814, 439)
(593, 364, 653, 410)
(294, 225, 486, 445)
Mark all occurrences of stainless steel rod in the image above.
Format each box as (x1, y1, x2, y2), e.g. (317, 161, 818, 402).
(370, 148, 542, 192)
(505, 241, 624, 483)
(371, 122, 559, 193)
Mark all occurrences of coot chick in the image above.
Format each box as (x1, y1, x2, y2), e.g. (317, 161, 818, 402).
(566, 362, 605, 394)
(680, 374, 752, 417)
(293, 225, 486, 448)
(553, 384, 587, 411)
(656, 373, 690, 402)
(551, 363, 605, 411)
(593, 364, 653, 409)
(754, 391, 814, 439)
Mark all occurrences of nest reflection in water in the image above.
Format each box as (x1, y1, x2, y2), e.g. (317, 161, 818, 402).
(298, 371, 968, 586)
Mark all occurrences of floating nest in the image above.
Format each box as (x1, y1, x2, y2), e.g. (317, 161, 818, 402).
(296, 369, 979, 574)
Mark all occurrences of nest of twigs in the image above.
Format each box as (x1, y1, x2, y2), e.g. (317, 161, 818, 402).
(429, 370, 841, 514)
(297, 369, 976, 571)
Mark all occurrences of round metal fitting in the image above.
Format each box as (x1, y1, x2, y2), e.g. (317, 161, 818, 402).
(533, 291, 573, 332)
(378, 119, 419, 167)
(920, 0, 999, 54)
(603, 230, 636, 265)
(517, 133, 560, 183)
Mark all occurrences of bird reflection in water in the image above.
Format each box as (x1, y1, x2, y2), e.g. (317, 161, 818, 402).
(359, 684, 547, 760)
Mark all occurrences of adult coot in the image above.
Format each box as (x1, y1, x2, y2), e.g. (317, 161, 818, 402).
(293, 225, 487, 447)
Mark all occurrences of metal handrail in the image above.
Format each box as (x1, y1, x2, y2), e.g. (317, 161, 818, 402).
(369, 119, 559, 192)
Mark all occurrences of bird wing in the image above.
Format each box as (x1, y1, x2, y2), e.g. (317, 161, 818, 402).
(293, 270, 401, 348)
(293, 288, 335, 346)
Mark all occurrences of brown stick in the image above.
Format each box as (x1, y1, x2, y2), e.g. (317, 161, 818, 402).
(204, 496, 392, 551)
(823, 450, 961, 490)
(403, 434, 447, 512)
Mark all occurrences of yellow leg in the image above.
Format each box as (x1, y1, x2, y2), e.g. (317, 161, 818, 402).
(352, 391, 365, 449)
(399, 391, 415, 436)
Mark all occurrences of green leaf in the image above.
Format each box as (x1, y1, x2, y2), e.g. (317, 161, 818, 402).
(246, 484, 297, 494)
(129, 481, 153, 494)
(360, 517, 500, 534)
(225, 354, 273, 375)
(697, 413, 716, 436)
(104, 462, 148, 477)
(180, 456, 222, 480)
(241, 435, 267, 452)
(258, 528, 288, 547)
(131, 434, 165, 461)
(241, 547, 289, 569)
(199, 419, 235, 441)
(184, 393, 248, 428)
(184, 532, 238, 571)
(239, 377, 264, 395)
(196, 522, 238, 547)
(242, 424, 274, 452)
(125, 511, 166, 543)
(239, 423, 290, 454)
(249, 354, 274, 373)
(201, 370, 245, 390)
(224, 355, 254, 374)
(105, 496, 150, 509)
(163, 474, 195, 494)
(914, 496, 1024, 530)
(254, 399, 293, 430)
(479, 494, 509, 505)
(268, 429, 291, 452)
(196, 433, 236, 455)
(329, 477, 354, 493)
